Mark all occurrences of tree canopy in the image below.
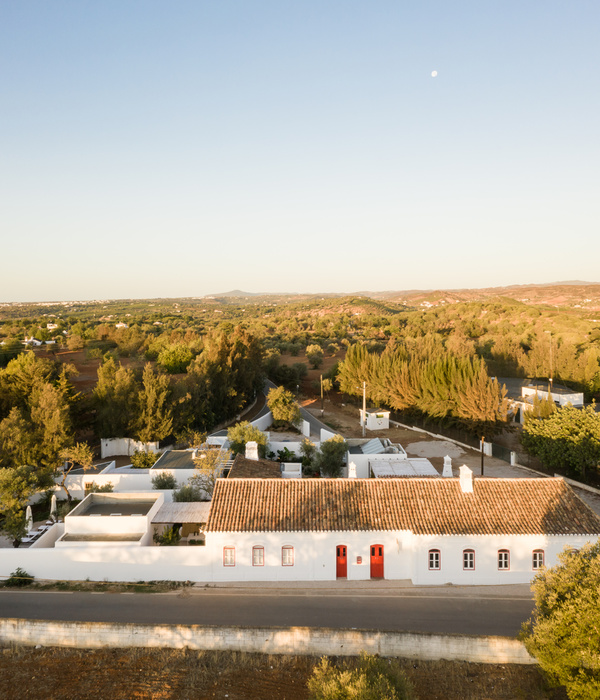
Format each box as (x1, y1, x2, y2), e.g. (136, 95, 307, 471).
(227, 421, 268, 457)
(522, 404, 600, 481)
(522, 542, 600, 699)
(314, 434, 347, 478)
(267, 386, 301, 427)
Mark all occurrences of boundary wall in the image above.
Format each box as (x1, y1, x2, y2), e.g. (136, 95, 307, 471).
(0, 619, 535, 664)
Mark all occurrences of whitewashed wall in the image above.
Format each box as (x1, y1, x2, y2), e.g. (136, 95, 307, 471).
(3, 530, 597, 586)
(521, 387, 584, 408)
(410, 534, 598, 585)
(100, 438, 160, 458)
(59, 468, 194, 500)
(268, 441, 305, 457)
(251, 412, 273, 432)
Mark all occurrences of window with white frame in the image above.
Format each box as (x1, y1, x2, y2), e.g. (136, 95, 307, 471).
(463, 549, 475, 570)
(282, 545, 294, 566)
(252, 545, 264, 566)
(498, 549, 510, 570)
(428, 549, 441, 570)
(223, 546, 235, 566)
(532, 549, 544, 570)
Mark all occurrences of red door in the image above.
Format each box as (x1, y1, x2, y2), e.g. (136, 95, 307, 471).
(370, 544, 384, 579)
(336, 545, 347, 578)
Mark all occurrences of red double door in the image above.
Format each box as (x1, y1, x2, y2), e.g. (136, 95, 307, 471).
(336, 544, 384, 579)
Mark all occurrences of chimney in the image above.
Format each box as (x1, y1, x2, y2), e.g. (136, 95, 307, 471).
(348, 462, 357, 478)
(442, 455, 453, 478)
(245, 441, 259, 461)
(459, 465, 473, 493)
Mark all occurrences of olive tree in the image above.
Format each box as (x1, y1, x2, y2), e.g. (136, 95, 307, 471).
(521, 542, 600, 699)
(314, 435, 347, 478)
(267, 386, 301, 428)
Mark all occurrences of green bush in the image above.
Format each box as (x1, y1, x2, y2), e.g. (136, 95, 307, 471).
(151, 472, 177, 490)
(131, 450, 159, 469)
(521, 542, 600, 699)
(86, 481, 114, 493)
(173, 484, 203, 502)
(308, 654, 415, 700)
(4, 567, 34, 587)
(153, 528, 181, 546)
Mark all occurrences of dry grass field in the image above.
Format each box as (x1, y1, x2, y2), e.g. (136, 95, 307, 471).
(0, 646, 566, 700)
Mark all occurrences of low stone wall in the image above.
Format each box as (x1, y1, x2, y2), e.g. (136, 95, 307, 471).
(0, 619, 535, 664)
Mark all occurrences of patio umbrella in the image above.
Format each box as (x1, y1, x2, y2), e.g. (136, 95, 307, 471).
(25, 505, 33, 533)
(50, 494, 58, 522)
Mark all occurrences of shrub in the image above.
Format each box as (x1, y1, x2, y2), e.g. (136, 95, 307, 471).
(314, 435, 347, 478)
(267, 386, 301, 427)
(277, 447, 299, 462)
(151, 472, 177, 490)
(307, 654, 415, 700)
(131, 450, 159, 469)
(227, 421, 268, 457)
(306, 344, 324, 369)
(86, 481, 114, 493)
(300, 438, 317, 467)
(153, 528, 181, 546)
(173, 484, 203, 502)
(4, 567, 34, 588)
(521, 542, 600, 699)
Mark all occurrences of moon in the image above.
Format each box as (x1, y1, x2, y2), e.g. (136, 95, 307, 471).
(431, 70, 438, 77)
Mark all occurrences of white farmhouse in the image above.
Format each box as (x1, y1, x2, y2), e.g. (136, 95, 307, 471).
(205, 469, 600, 585)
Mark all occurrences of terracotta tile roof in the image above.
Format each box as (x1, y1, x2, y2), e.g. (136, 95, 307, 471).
(205, 477, 600, 536)
(228, 454, 282, 479)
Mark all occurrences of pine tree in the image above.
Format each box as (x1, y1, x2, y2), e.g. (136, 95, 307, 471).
(135, 364, 173, 443)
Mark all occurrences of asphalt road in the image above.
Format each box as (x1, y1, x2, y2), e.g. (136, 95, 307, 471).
(0, 589, 534, 637)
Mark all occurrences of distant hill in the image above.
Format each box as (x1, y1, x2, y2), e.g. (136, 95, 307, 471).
(204, 282, 600, 311)
(205, 290, 264, 298)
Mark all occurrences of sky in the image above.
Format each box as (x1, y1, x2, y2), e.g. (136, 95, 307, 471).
(1, 1, 599, 302)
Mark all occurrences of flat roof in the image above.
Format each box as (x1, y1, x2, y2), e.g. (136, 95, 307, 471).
(370, 458, 439, 478)
(524, 382, 583, 396)
(152, 450, 195, 470)
(153, 502, 211, 524)
(69, 462, 113, 475)
(77, 502, 155, 517)
(60, 533, 145, 542)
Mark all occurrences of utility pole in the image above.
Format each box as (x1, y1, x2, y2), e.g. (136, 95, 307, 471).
(545, 330, 553, 397)
(320, 374, 324, 417)
(362, 381, 366, 438)
(480, 436, 485, 476)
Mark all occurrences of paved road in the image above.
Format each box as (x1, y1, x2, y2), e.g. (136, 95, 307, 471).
(0, 588, 533, 637)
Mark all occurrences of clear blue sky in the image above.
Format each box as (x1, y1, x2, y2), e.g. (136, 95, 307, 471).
(2, 1, 599, 302)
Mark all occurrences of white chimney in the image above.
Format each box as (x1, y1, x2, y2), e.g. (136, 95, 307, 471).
(245, 441, 259, 461)
(459, 465, 474, 493)
(442, 455, 453, 478)
(348, 462, 357, 478)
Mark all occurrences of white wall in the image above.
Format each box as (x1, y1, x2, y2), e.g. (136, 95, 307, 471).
(251, 412, 273, 432)
(0, 620, 535, 664)
(410, 534, 597, 585)
(60, 468, 193, 500)
(521, 387, 584, 408)
(3, 528, 596, 586)
(268, 441, 304, 457)
(100, 438, 160, 458)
